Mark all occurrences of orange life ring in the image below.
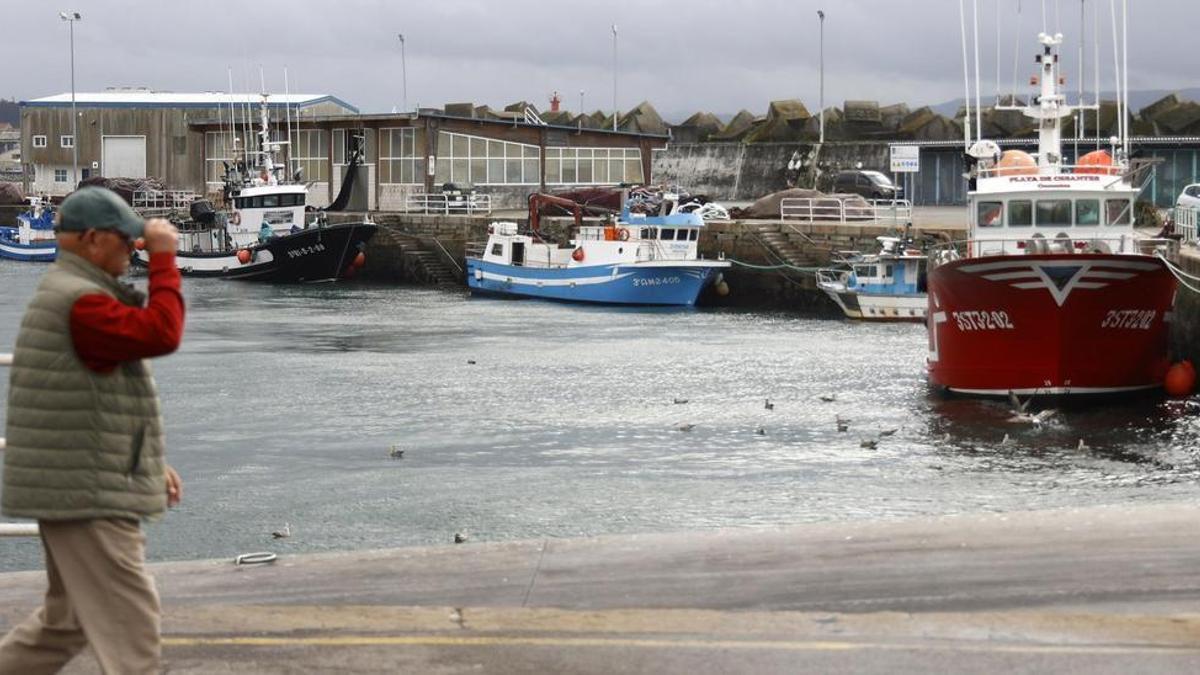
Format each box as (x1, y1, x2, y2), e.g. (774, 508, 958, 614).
(617, 227, 630, 242)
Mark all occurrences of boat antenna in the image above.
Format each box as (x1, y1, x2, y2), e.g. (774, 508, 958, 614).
(241, 65, 251, 168)
(972, 0, 982, 143)
(1108, 0, 1121, 161)
(958, 0, 973, 149)
(1093, 0, 1100, 149)
(1011, 0, 1022, 105)
(284, 66, 293, 179)
(994, 0, 1001, 108)
(1113, 0, 1123, 159)
(226, 67, 239, 179)
(1077, 0, 1083, 160)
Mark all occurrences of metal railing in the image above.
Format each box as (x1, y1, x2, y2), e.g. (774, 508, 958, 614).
(0, 352, 40, 538)
(131, 190, 198, 215)
(780, 197, 912, 225)
(405, 192, 492, 215)
(1174, 206, 1199, 245)
(927, 235, 1180, 269)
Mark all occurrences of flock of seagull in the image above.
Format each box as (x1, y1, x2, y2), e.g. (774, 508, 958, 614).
(667, 390, 1092, 451)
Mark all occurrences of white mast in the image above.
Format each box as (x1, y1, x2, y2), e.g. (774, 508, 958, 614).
(1028, 32, 1071, 171)
(958, 0, 973, 148)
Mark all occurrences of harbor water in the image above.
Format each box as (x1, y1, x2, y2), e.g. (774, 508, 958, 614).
(1, 260, 1197, 572)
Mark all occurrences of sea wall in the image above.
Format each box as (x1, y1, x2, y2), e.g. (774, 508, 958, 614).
(652, 142, 890, 200)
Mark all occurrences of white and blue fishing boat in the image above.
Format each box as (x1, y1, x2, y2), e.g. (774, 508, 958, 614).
(466, 194, 730, 306)
(0, 197, 57, 262)
(816, 235, 927, 322)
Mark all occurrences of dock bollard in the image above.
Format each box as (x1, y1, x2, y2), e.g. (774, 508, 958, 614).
(0, 524, 40, 538)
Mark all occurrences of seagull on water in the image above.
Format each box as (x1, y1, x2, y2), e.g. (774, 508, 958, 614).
(676, 423, 696, 432)
(755, 426, 766, 436)
(388, 445, 405, 459)
(454, 533, 468, 544)
(860, 438, 878, 449)
(271, 523, 291, 539)
(1077, 438, 1091, 451)
(673, 398, 689, 405)
(764, 398, 774, 411)
(818, 394, 836, 403)
(836, 415, 850, 433)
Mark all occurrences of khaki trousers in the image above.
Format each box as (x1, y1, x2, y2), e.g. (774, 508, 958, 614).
(0, 518, 161, 675)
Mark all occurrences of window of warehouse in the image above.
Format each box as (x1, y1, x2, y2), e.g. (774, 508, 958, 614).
(434, 131, 539, 185)
(379, 128, 425, 184)
(545, 148, 643, 185)
(288, 129, 329, 183)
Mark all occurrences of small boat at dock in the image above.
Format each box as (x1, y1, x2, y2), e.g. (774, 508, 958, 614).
(0, 197, 57, 262)
(132, 95, 375, 282)
(467, 193, 730, 306)
(817, 235, 927, 322)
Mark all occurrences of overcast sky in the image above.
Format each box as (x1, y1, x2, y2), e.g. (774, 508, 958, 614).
(7, 0, 1199, 121)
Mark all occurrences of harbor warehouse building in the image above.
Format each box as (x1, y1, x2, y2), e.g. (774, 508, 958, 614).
(20, 91, 667, 209)
(19, 90, 357, 197)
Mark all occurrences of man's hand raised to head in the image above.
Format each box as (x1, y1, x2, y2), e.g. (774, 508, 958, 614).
(143, 218, 179, 254)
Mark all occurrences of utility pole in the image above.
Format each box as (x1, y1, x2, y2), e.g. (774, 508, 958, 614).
(398, 33, 408, 113)
(60, 11, 82, 188)
(818, 10, 825, 144)
(612, 24, 618, 131)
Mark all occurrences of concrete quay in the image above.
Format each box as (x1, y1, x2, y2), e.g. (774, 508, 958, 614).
(0, 501, 1196, 673)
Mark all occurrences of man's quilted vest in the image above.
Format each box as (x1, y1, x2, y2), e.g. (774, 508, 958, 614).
(3, 250, 167, 521)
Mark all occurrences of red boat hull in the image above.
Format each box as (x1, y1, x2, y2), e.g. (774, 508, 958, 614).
(926, 254, 1177, 395)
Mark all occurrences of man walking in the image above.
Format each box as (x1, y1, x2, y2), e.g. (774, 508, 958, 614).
(0, 187, 185, 674)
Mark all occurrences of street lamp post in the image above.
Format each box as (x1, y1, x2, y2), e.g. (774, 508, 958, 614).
(60, 11, 81, 188)
(579, 89, 584, 115)
(817, 9, 825, 144)
(397, 33, 408, 113)
(611, 24, 618, 131)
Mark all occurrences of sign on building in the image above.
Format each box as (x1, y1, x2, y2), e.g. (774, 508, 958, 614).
(890, 145, 920, 173)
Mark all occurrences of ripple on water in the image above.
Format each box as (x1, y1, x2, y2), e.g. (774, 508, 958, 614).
(0, 265, 1197, 571)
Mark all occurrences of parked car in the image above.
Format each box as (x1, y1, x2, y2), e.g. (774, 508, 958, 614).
(832, 170, 902, 201)
(1177, 183, 1200, 210)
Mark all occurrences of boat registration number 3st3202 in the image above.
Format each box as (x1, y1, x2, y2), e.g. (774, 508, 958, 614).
(952, 310, 1015, 331)
(286, 243, 327, 259)
(1101, 309, 1157, 330)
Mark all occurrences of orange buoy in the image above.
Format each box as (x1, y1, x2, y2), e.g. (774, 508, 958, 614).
(571, 247, 585, 262)
(134, 238, 146, 251)
(236, 249, 252, 264)
(352, 251, 366, 268)
(1164, 361, 1196, 397)
(1076, 149, 1118, 175)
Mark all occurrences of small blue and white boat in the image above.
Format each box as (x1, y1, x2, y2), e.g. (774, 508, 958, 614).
(0, 197, 57, 262)
(816, 235, 927, 322)
(467, 204, 729, 306)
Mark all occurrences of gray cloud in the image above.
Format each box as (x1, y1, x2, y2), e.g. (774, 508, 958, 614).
(8, 0, 1199, 121)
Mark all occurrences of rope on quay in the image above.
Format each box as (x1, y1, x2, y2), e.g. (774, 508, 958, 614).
(725, 258, 823, 273)
(1155, 254, 1200, 295)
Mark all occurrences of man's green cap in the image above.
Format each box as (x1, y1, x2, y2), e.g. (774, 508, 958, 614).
(56, 187, 145, 239)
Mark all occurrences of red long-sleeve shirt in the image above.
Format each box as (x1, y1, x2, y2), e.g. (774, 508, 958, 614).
(69, 252, 186, 373)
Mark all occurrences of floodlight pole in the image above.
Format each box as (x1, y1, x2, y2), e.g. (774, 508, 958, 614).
(398, 33, 408, 113)
(818, 9, 825, 144)
(60, 10, 81, 188)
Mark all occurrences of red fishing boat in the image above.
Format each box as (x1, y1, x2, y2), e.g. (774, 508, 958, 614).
(926, 31, 1179, 396)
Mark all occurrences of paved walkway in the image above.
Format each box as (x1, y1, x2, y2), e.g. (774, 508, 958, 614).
(0, 501, 1197, 673)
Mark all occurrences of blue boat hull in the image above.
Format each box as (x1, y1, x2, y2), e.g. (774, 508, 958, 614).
(0, 229, 56, 262)
(466, 258, 722, 306)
